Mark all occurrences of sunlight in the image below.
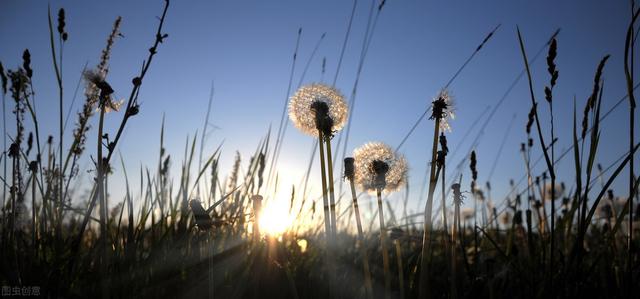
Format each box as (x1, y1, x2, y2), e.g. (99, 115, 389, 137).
(259, 198, 294, 236)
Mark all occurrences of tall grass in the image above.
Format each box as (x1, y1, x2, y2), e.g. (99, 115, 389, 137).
(0, 1, 639, 299)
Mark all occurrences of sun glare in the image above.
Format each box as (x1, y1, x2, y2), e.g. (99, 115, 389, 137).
(259, 198, 294, 236)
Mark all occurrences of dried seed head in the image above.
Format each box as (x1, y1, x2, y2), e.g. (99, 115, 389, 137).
(8, 143, 20, 158)
(452, 183, 464, 205)
(546, 38, 558, 89)
(28, 161, 38, 173)
(22, 49, 32, 79)
(344, 157, 355, 181)
(353, 142, 408, 193)
(436, 150, 446, 168)
(288, 83, 348, 137)
(526, 103, 535, 135)
(371, 159, 390, 190)
(57, 8, 68, 41)
(0, 61, 7, 94)
(430, 89, 455, 132)
(513, 210, 523, 225)
(439, 132, 448, 154)
(470, 150, 478, 182)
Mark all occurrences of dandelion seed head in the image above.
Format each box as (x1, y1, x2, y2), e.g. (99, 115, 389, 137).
(353, 142, 408, 193)
(288, 83, 348, 137)
(430, 89, 455, 132)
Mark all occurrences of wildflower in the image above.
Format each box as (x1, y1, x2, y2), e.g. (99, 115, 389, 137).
(83, 69, 122, 113)
(288, 83, 348, 137)
(353, 142, 408, 193)
(430, 89, 455, 132)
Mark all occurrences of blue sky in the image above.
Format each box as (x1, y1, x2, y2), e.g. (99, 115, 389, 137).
(0, 0, 638, 223)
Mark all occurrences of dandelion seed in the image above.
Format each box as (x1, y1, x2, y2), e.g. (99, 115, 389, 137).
(288, 83, 348, 137)
(353, 142, 408, 193)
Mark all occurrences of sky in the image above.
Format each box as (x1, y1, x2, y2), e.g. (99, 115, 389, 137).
(0, 0, 639, 226)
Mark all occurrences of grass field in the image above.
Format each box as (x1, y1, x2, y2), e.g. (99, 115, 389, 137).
(0, 1, 639, 298)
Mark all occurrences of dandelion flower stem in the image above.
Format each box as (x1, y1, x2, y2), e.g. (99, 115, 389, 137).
(377, 188, 391, 299)
(394, 239, 405, 299)
(348, 175, 373, 299)
(325, 137, 338, 243)
(317, 130, 331, 242)
(317, 129, 334, 298)
(419, 115, 441, 298)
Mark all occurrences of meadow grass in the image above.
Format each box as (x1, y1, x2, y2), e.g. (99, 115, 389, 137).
(0, 1, 639, 298)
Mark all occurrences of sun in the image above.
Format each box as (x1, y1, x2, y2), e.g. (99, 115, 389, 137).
(258, 198, 294, 236)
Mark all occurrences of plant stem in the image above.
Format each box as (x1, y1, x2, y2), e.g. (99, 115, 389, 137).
(451, 200, 460, 299)
(96, 105, 109, 299)
(377, 188, 391, 299)
(325, 137, 338, 243)
(348, 178, 373, 299)
(317, 129, 333, 298)
(419, 115, 441, 298)
(394, 239, 405, 299)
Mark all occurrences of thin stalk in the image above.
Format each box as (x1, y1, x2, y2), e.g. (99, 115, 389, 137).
(394, 239, 405, 299)
(377, 188, 391, 299)
(325, 137, 338, 242)
(47, 5, 64, 240)
(1, 89, 5, 227)
(348, 177, 373, 299)
(96, 105, 109, 299)
(549, 97, 556, 290)
(317, 130, 331, 243)
(317, 129, 333, 298)
(441, 163, 450, 252)
(623, 6, 638, 293)
(451, 200, 460, 299)
(30, 171, 36, 255)
(419, 115, 440, 298)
